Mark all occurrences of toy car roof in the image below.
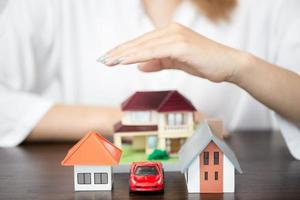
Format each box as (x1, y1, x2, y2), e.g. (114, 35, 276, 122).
(131, 161, 162, 167)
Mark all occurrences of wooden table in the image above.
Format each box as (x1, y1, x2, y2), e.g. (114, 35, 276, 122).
(0, 130, 300, 200)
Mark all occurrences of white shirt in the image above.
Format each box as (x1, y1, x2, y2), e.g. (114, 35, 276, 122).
(0, 0, 299, 159)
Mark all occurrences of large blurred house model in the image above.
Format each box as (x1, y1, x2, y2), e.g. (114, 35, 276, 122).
(113, 90, 198, 155)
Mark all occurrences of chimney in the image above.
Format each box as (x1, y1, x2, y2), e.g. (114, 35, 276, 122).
(206, 118, 224, 139)
(194, 111, 205, 124)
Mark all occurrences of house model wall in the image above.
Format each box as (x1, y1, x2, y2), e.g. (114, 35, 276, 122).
(179, 121, 242, 193)
(61, 131, 122, 191)
(113, 90, 197, 155)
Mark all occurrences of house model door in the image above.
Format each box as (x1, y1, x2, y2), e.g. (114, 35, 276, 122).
(166, 138, 186, 154)
(200, 142, 223, 193)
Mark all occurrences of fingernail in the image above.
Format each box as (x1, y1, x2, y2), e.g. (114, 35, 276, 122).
(111, 57, 126, 65)
(96, 55, 107, 63)
(111, 59, 120, 65)
(117, 57, 126, 64)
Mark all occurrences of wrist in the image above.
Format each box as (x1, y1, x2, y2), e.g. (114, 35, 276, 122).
(227, 51, 255, 86)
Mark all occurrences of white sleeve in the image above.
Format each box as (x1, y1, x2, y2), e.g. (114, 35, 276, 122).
(269, 0, 300, 74)
(276, 115, 300, 160)
(0, 0, 54, 147)
(269, 0, 300, 159)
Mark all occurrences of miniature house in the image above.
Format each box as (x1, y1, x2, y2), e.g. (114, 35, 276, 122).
(179, 121, 242, 193)
(61, 131, 122, 191)
(113, 90, 197, 155)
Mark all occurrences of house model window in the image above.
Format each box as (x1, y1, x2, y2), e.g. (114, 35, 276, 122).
(167, 113, 184, 125)
(204, 172, 208, 180)
(130, 112, 151, 123)
(78, 173, 91, 184)
(94, 173, 108, 184)
(204, 152, 209, 165)
(215, 172, 218, 180)
(214, 152, 219, 165)
(147, 136, 158, 149)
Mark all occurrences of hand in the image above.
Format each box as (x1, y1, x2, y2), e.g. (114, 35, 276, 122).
(98, 23, 300, 125)
(98, 23, 246, 83)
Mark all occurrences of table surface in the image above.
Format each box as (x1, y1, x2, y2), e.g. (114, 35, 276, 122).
(0, 130, 300, 200)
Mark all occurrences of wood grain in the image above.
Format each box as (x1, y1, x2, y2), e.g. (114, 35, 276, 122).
(0, 130, 300, 200)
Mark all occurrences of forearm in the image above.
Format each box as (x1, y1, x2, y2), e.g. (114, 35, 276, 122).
(231, 52, 300, 124)
(27, 104, 122, 141)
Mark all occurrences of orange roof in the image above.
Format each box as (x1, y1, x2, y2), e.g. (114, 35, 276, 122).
(61, 131, 122, 166)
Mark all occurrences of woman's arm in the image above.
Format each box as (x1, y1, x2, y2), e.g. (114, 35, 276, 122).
(233, 54, 300, 125)
(27, 105, 122, 141)
(98, 23, 300, 124)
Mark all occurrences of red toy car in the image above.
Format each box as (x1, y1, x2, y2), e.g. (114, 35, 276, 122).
(129, 161, 164, 192)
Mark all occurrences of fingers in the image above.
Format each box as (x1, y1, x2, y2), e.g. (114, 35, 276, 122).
(102, 26, 171, 59)
(138, 59, 177, 72)
(97, 23, 186, 65)
(119, 42, 180, 66)
(104, 35, 180, 66)
(97, 23, 190, 72)
(138, 60, 163, 72)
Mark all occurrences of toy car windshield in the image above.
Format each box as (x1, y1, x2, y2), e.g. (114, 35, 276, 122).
(135, 166, 158, 176)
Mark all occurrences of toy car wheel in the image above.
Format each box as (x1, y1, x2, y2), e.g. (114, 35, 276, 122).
(129, 189, 134, 193)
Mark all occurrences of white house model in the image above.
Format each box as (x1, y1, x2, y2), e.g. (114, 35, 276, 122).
(61, 131, 122, 191)
(179, 121, 242, 193)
